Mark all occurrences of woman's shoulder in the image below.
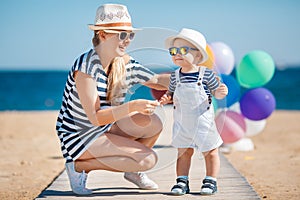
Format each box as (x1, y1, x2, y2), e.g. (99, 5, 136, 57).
(71, 49, 100, 74)
(127, 55, 141, 65)
(76, 49, 94, 60)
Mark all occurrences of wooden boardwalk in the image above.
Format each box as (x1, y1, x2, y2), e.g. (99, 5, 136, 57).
(36, 106, 260, 199)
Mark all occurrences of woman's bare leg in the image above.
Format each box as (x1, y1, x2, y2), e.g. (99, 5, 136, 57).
(76, 133, 157, 173)
(112, 113, 163, 147)
(75, 113, 163, 173)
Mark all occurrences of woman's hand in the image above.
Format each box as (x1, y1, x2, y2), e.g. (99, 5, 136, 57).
(131, 99, 160, 115)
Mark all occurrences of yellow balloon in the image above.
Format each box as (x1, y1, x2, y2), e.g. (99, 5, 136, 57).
(199, 44, 215, 69)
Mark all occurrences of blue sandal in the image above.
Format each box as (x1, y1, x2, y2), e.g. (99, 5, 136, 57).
(171, 178, 190, 195)
(200, 178, 218, 195)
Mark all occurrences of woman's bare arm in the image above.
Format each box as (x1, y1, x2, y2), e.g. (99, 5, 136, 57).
(75, 71, 160, 126)
(143, 73, 170, 90)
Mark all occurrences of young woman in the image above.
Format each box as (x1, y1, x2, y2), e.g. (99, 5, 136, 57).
(56, 4, 169, 195)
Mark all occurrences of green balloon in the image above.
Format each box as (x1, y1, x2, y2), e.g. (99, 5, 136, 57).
(236, 50, 275, 88)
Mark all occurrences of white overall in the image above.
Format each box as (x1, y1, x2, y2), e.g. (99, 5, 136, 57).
(172, 67, 223, 152)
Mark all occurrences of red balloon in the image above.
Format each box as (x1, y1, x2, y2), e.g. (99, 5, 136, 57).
(150, 72, 170, 100)
(151, 89, 166, 100)
(215, 110, 246, 144)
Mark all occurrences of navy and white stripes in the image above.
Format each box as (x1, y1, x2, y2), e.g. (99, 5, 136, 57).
(56, 49, 154, 162)
(168, 67, 219, 97)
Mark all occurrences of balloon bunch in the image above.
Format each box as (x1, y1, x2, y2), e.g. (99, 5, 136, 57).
(206, 42, 276, 151)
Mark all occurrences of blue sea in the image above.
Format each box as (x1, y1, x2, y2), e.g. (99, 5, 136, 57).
(0, 67, 299, 111)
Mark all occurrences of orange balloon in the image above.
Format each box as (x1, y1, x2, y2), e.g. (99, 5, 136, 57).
(199, 44, 215, 69)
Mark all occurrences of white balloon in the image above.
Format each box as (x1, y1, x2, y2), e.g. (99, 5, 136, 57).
(245, 118, 266, 137)
(231, 138, 254, 151)
(228, 102, 241, 113)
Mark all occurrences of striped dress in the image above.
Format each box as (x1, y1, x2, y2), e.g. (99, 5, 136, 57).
(168, 67, 219, 103)
(56, 49, 155, 162)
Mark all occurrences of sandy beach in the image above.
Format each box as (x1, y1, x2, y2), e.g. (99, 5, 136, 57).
(0, 110, 299, 199)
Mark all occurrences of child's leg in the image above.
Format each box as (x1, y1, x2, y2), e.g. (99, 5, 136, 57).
(201, 148, 220, 195)
(203, 148, 220, 177)
(176, 148, 194, 176)
(171, 148, 194, 195)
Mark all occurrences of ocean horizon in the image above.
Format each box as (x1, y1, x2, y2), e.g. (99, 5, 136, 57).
(0, 67, 299, 111)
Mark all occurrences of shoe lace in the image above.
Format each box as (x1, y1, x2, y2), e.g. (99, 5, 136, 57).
(138, 172, 146, 178)
(137, 172, 149, 184)
(80, 171, 87, 187)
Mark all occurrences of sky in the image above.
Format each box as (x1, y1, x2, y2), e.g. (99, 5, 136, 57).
(0, 0, 299, 70)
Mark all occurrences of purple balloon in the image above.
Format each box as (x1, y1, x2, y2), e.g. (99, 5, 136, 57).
(210, 42, 235, 75)
(240, 88, 276, 120)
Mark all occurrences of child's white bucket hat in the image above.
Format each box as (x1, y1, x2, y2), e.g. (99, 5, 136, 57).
(165, 28, 208, 64)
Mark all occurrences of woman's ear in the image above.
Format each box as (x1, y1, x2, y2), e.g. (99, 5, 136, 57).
(98, 31, 106, 41)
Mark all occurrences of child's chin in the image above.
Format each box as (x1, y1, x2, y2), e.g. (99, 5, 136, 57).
(174, 60, 184, 64)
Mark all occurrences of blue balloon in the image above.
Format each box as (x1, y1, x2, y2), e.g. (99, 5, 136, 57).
(125, 84, 154, 102)
(216, 74, 241, 108)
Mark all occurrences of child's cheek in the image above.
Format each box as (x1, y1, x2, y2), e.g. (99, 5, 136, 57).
(183, 53, 195, 64)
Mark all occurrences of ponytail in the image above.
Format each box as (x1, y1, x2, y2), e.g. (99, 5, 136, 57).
(106, 56, 127, 105)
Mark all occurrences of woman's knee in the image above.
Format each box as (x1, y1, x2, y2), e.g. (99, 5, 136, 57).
(112, 113, 162, 139)
(141, 114, 163, 138)
(152, 114, 163, 132)
(134, 113, 163, 134)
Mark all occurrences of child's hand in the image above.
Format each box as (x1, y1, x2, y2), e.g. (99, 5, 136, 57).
(214, 83, 228, 99)
(159, 94, 172, 105)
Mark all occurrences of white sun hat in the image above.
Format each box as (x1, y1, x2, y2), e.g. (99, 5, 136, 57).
(165, 28, 208, 64)
(88, 4, 140, 31)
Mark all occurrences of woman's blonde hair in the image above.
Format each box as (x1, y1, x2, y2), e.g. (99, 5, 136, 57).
(93, 31, 127, 106)
(106, 57, 127, 105)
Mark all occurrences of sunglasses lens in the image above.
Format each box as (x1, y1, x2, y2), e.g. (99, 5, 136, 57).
(119, 32, 127, 40)
(129, 32, 135, 40)
(179, 47, 188, 55)
(169, 47, 178, 56)
(119, 32, 135, 41)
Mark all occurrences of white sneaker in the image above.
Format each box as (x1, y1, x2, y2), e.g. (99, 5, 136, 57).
(65, 162, 92, 195)
(124, 172, 158, 190)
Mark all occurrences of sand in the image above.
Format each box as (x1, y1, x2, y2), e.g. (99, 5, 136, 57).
(225, 110, 300, 199)
(0, 110, 299, 199)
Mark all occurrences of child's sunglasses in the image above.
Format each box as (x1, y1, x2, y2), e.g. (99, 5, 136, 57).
(168, 46, 198, 56)
(103, 30, 135, 41)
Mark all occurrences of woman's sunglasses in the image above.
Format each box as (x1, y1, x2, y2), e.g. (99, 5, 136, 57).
(103, 30, 135, 41)
(169, 46, 198, 56)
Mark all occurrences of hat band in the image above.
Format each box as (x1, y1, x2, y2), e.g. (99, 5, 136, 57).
(95, 22, 132, 28)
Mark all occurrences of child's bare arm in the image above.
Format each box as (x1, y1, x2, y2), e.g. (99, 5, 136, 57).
(213, 83, 228, 99)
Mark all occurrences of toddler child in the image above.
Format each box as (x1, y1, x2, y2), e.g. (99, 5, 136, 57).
(160, 28, 228, 195)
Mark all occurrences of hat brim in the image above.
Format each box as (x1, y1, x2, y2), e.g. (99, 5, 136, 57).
(88, 24, 141, 31)
(165, 35, 208, 64)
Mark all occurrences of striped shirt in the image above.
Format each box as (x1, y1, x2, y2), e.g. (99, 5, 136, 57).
(168, 67, 219, 98)
(56, 49, 155, 162)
